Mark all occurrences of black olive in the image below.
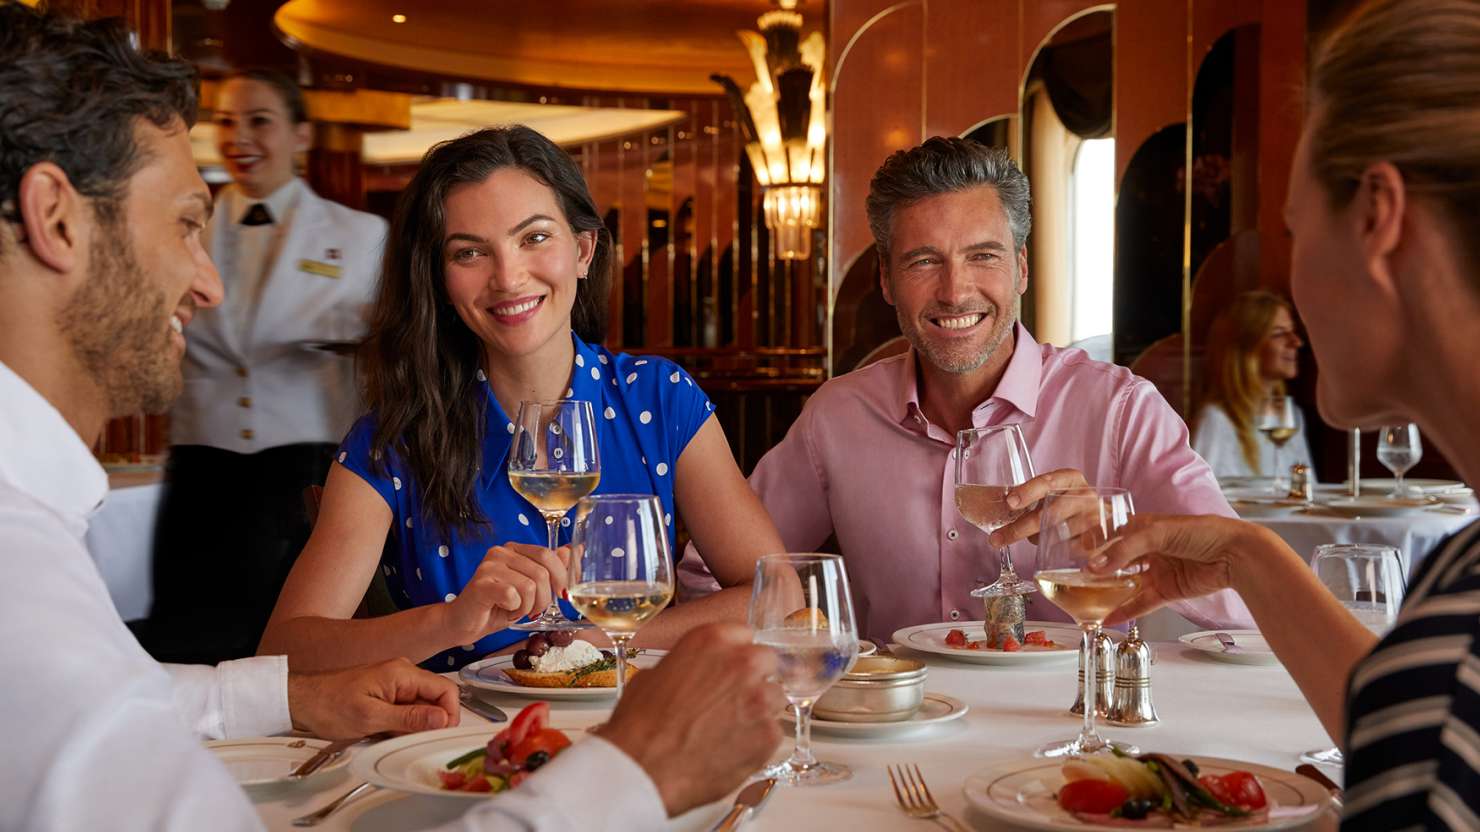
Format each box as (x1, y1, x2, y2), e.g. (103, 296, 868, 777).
(525, 634, 549, 657)
(1119, 798, 1156, 820)
(1181, 758, 1200, 777)
(512, 649, 532, 670)
(601, 650, 614, 661)
(524, 750, 550, 771)
(549, 630, 575, 647)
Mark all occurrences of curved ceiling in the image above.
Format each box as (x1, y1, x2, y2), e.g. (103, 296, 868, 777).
(274, 0, 819, 96)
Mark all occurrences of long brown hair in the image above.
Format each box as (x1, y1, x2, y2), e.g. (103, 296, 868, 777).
(1310, 0, 1480, 272)
(362, 126, 611, 536)
(1195, 291, 1292, 473)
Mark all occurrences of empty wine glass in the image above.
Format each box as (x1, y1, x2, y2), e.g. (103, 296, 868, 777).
(1377, 424, 1423, 498)
(956, 424, 1038, 599)
(1301, 543, 1405, 767)
(1033, 487, 1141, 758)
(508, 399, 600, 631)
(568, 494, 673, 699)
(1257, 394, 1298, 493)
(750, 553, 859, 786)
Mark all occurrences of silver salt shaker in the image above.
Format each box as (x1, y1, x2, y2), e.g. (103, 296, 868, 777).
(1107, 623, 1159, 725)
(1070, 630, 1115, 717)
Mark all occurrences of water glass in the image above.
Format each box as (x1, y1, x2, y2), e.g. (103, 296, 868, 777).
(1377, 424, 1423, 498)
(956, 424, 1038, 598)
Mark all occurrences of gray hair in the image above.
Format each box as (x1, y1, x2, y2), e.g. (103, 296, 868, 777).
(865, 136, 1032, 262)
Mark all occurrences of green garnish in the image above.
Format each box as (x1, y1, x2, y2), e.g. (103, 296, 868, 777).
(445, 748, 485, 770)
(566, 649, 640, 685)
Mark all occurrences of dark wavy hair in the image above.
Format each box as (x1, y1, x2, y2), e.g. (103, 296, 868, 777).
(363, 126, 611, 536)
(0, 4, 197, 252)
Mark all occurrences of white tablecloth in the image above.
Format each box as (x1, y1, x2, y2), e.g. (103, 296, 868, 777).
(1235, 505, 1474, 579)
(86, 469, 163, 621)
(242, 643, 1338, 831)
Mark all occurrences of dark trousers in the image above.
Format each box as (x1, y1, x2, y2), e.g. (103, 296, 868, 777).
(132, 442, 335, 665)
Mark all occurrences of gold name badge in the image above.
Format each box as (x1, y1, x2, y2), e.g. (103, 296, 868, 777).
(298, 259, 343, 279)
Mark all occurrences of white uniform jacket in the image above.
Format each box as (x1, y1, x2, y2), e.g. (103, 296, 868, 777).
(172, 181, 387, 453)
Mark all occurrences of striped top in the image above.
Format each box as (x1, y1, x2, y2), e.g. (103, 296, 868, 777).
(1343, 519, 1480, 830)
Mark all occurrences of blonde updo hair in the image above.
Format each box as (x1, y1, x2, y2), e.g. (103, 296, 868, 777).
(1309, 0, 1480, 270)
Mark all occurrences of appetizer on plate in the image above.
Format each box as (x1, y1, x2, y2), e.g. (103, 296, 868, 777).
(945, 627, 1060, 652)
(1057, 752, 1268, 826)
(440, 702, 571, 793)
(505, 632, 641, 688)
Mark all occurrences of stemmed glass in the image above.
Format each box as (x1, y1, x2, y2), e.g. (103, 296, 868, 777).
(568, 494, 673, 699)
(749, 553, 859, 786)
(1033, 487, 1141, 758)
(508, 399, 600, 631)
(956, 424, 1038, 598)
(1377, 424, 1423, 498)
(1301, 543, 1405, 766)
(1257, 394, 1298, 493)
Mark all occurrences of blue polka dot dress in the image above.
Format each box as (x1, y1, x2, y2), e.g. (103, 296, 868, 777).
(336, 332, 714, 670)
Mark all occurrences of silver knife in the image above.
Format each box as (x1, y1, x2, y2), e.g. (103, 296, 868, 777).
(710, 778, 776, 832)
(1213, 632, 1243, 654)
(288, 737, 359, 780)
(460, 687, 509, 723)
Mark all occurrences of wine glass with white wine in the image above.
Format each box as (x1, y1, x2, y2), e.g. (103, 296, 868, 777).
(1301, 543, 1405, 766)
(1377, 424, 1423, 498)
(568, 494, 673, 699)
(1033, 487, 1141, 758)
(1257, 394, 1299, 493)
(750, 553, 859, 786)
(956, 424, 1038, 598)
(508, 399, 600, 631)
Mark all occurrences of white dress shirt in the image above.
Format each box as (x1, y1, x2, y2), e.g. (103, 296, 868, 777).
(226, 178, 303, 336)
(0, 359, 666, 830)
(1192, 402, 1315, 480)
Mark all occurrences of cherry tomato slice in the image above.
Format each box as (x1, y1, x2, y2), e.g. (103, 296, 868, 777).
(504, 701, 550, 752)
(1200, 771, 1267, 810)
(945, 629, 968, 647)
(1057, 778, 1129, 814)
(1001, 635, 1022, 652)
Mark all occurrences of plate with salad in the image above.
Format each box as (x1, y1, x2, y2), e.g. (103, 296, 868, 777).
(963, 751, 1332, 830)
(351, 702, 582, 798)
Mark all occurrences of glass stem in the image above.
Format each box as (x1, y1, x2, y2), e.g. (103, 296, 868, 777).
(790, 700, 817, 770)
(611, 634, 632, 700)
(537, 517, 562, 621)
(1080, 624, 1099, 746)
(998, 545, 1017, 580)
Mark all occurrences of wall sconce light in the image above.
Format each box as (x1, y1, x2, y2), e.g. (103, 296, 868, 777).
(713, 0, 825, 260)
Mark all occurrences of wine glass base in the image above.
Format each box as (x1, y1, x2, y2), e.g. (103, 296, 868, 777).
(507, 616, 594, 632)
(762, 759, 852, 786)
(1035, 736, 1139, 759)
(971, 580, 1039, 599)
(1300, 747, 1344, 767)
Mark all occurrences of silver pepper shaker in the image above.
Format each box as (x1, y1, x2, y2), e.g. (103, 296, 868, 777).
(982, 592, 1026, 646)
(1288, 463, 1314, 503)
(1070, 630, 1115, 717)
(1107, 623, 1159, 725)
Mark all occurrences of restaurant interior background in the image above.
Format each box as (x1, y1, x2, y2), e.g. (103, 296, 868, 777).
(63, 0, 1458, 485)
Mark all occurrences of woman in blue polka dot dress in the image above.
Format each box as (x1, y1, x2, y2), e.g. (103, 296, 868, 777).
(259, 127, 784, 671)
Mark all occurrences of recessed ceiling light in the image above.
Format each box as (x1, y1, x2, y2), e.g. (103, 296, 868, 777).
(392, 13, 406, 23)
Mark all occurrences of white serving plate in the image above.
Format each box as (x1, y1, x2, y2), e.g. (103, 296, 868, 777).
(459, 649, 666, 700)
(892, 621, 1086, 665)
(205, 736, 351, 787)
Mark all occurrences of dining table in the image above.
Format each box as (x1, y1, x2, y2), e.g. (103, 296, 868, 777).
(240, 632, 1340, 831)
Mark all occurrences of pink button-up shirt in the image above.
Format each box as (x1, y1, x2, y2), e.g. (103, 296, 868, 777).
(740, 325, 1252, 644)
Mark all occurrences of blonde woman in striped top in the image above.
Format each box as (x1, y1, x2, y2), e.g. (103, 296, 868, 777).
(1094, 1, 1480, 828)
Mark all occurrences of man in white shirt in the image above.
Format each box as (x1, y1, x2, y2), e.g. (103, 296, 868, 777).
(0, 7, 782, 830)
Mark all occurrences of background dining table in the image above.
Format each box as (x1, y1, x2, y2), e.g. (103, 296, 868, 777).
(240, 636, 1341, 831)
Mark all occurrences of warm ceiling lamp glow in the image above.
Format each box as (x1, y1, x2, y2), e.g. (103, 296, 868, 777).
(391, 13, 407, 23)
(713, 1, 826, 260)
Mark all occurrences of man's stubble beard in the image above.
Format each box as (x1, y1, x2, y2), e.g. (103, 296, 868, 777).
(894, 291, 1020, 375)
(56, 217, 181, 417)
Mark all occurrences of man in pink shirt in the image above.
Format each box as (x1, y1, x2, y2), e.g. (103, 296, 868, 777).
(727, 137, 1251, 643)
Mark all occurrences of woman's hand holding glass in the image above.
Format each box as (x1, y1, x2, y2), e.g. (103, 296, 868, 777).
(443, 542, 572, 643)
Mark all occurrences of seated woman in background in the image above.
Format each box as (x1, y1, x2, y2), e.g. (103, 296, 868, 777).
(1096, 0, 1480, 827)
(259, 126, 783, 671)
(1191, 290, 1315, 480)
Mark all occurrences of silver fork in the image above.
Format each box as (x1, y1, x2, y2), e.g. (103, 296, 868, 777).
(291, 782, 378, 827)
(887, 764, 973, 832)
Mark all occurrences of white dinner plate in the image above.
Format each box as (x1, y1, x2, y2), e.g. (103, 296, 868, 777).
(857, 639, 878, 658)
(1229, 498, 1308, 518)
(963, 754, 1331, 831)
(1349, 478, 1469, 496)
(205, 736, 351, 786)
(351, 725, 589, 799)
(784, 692, 967, 737)
(1308, 495, 1436, 518)
(1179, 629, 1280, 665)
(459, 650, 667, 699)
(893, 621, 1085, 665)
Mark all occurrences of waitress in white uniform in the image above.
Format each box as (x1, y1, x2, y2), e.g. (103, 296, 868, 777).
(141, 69, 386, 664)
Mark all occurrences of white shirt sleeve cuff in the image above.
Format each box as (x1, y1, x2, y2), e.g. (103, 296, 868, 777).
(526, 735, 667, 828)
(217, 655, 293, 739)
